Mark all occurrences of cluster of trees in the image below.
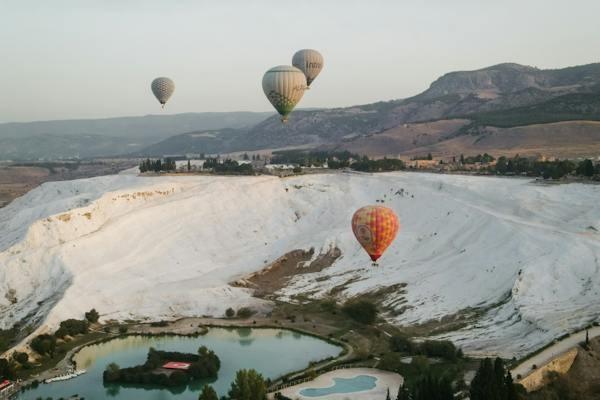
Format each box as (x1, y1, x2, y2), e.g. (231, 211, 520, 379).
(350, 157, 406, 172)
(493, 156, 576, 179)
(413, 153, 434, 161)
(492, 155, 599, 179)
(470, 357, 522, 400)
(342, 299, 379, 324)
(199, 369, 267, 400)
(30, 334, 57, 357)
(242, 153, 263, 161)
(269, 150, 406, 172)
(139, 158, 177, 173)
(389, 335, 463, 361)
(55, 319, 89, 339)
(103, 346, 220, 387)
(203, 158, 254, 175)
(0, 357, 16, 380)
(461, 153, 495, 164)
(225, 307, 256, 318)
(575, 159, 600, 177)
(393, 373, 454, 400)
(271, 150, 357, 167)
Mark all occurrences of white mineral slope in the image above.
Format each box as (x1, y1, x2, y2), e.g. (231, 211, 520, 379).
(0, 172, 599, 358)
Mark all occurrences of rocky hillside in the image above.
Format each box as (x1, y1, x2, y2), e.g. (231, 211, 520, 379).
(141, 63, 600, 158)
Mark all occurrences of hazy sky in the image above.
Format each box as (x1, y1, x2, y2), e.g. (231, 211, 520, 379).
(2, 0, 600, 122)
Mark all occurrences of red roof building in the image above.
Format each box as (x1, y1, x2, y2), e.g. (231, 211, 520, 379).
(0, 379, 14, 394)
(162, 361, 191, 370)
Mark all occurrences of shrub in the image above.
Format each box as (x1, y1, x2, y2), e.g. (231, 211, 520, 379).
(390, 335, 415, 353)
(118, 326, 128, 334)
(55, 319, 89, 338)
(419, 340, 458, 361)
(30, 334, 57, 357)
(236, 307, 255, 319)
(320, 299, 337, 313)
(225, 308, 235, 318)
(12, 351, 28, 365)
(342, 300, 378, 324)
(84, 309, 100, 323)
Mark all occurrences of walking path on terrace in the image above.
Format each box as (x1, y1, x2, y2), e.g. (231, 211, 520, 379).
(511, 326, 600, 379)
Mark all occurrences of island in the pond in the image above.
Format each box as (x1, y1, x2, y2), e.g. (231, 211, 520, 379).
(103, 346, 220, 387)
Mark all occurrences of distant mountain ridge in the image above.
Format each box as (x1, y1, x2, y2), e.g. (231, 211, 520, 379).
(0, 112, 272, 160)
(142, 62, 600, 158)
(4, 63, 600, 160)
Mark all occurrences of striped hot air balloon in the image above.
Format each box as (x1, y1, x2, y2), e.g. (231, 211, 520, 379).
(151, 77, 175, 109)
(292, 49, 324, 88)
(352, 206, 400, 264)
(262, 65, 307, 123)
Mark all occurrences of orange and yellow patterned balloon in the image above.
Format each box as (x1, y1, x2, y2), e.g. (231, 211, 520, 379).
(351, 206, 400, 262)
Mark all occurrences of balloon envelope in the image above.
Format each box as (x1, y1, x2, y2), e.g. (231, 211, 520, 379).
(292, 49, 324, 87)
(262, 65, 307, 122)
(351, 206, 400, 262)
(151, 77, 175, 107)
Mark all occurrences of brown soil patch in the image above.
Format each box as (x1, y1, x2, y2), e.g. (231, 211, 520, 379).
(0, 166, 49, 208)
(57, 213, 71, 222)
(0, 160, 137, 209)
(232, 247, 341, 299)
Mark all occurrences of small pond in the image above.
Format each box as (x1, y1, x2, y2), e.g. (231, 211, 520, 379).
(21, 327, 343, 399)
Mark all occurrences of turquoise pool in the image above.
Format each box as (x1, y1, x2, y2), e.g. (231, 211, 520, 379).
(299, 375, 377, 397)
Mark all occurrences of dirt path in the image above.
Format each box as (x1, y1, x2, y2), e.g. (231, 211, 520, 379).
(511, 326, 600, 379)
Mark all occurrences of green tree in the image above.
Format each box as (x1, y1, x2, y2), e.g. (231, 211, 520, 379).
(412, 372, 453, 400)
(236, 307, 255, 319)
(12, 351, 28, 365)
(0, 358, 16, 379)
(385, 387, 391, 400)
(30, 334, 57, 357)
(505, 372, 519, 400)
(228, 369, 268, 400)
(199, 384, 218, 400)
(85, 309, 99, 323)
(225, 307, 235, 318)
(493, 357, 507, 400)
(389, 335, 415, 353)
(470, 358, 494, 400)
(427, 153, 432, 160)
(396, 382, 410, 400)
(576, 159, 595, 177)
(187, 160, 192, 171)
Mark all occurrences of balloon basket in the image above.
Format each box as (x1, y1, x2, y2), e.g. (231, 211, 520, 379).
(371, 262, 379, 267)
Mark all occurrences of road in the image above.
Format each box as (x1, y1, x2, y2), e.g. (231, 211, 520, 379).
(511, 326, 600, 379)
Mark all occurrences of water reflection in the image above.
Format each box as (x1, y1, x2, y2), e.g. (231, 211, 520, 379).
(24, 328, 342, 400)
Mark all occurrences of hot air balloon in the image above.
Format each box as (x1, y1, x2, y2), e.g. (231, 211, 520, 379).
(292, 49, 324, 88)
(262, 65, 307, 123)
(351, 206, 400, 265)
(151, 77, 175, 109)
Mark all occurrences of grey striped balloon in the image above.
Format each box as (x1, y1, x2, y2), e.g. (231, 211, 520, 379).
(262, 65, 307, 123)
(292, 49, 323, 88)
(151, 77, 175, 108)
